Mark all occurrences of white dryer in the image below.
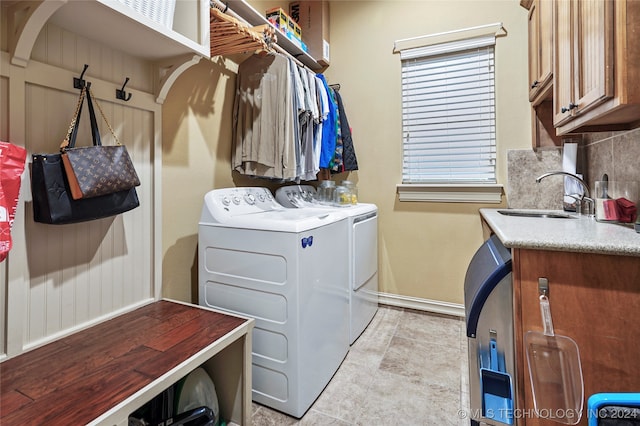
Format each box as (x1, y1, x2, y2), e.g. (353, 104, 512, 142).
(275, 185, 379, 345)
(198, 187, 349, 418)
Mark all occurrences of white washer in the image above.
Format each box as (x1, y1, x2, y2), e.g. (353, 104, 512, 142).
(198, 187, 349, 418)
(275, 185, 379, 345)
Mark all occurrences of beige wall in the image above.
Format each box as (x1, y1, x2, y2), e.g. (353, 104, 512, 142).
(162, 1, 532, 306)
(161, 57, 282, 302)
(161, 58, 234, 302)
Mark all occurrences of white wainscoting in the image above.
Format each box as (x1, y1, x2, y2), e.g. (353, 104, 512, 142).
(1, 21, 161, 358)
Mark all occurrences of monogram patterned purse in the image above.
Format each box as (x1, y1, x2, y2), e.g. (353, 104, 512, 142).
(31, 85, 140, 224)
(61, 86, 140, 200)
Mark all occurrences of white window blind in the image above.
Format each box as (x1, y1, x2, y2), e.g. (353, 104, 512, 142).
(401, 35, 496, 184)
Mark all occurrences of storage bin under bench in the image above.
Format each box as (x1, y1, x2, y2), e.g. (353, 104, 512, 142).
(0, 299, 254, 425)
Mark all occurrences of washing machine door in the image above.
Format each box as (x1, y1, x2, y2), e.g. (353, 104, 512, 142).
(353, 212, 377, 291)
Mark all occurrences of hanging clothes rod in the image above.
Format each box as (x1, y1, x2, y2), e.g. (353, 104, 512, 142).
(209, 0, 311, 72)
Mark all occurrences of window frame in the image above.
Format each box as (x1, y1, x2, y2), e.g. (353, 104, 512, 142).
(394, 27, 505, 203)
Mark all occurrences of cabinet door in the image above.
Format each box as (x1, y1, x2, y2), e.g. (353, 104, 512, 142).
(528, 0, 553, 104)
(553, 0, 574, 126)
(537, 0, 553, 93)
(554, 0, 614, 126)
(573, 0, 614, 113)
(527, 1, 539, 100)
(513, 249, 640, 426)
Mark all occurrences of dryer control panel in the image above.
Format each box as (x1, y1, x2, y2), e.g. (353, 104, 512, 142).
(201, 187, 283, 223)
(275, 185, 317, 208)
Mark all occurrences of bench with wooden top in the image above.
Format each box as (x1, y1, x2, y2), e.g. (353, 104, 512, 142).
(0, 299, 254, 425)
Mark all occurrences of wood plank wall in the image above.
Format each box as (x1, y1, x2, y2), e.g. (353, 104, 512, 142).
(0, 22, 161, 359)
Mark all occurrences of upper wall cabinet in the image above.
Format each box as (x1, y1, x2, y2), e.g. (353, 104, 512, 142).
(522, 0, 561, 147)
(553, 0, 640, 135)
(523, 0, 640, 138)
(553, 0, 613, 127)
(527, 0, 553, 104)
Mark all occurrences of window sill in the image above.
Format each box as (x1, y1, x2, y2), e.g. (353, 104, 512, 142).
(396, 184, 504, 203)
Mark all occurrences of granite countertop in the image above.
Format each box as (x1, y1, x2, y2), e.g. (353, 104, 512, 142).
(480, 208, 640, 257)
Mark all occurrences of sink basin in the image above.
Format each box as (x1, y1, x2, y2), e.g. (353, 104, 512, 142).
(497, 210, 577, 219)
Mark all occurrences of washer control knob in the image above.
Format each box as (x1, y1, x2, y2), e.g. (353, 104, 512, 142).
(244, 193, 256, 205)
(232, 196, 241, 205)
(257, 193, 265, 202)
(222, 196, 231, 206)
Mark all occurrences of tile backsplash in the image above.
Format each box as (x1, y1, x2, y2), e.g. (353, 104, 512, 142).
(507, 148, 563, 209)
(507, 127, 640, 209)
(584, 128, 640, 185)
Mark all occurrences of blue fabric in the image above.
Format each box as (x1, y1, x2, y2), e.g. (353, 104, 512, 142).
(318, 74, 337, 169)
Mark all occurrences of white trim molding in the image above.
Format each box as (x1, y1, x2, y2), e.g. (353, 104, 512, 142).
(393, 22, 505, 54)
(378, 292, 465, 318)
(396, 184, 504, 203)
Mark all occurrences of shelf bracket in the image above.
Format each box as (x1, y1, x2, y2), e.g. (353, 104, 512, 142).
(155, 54, 202, 104)
(7, 0, 68, 68)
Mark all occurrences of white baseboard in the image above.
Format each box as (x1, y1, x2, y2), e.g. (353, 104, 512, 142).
(378, 292, 465, 318)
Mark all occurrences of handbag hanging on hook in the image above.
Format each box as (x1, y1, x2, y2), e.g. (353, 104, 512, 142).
(61, 86, 140, 200)
(31, 85, 140, 224)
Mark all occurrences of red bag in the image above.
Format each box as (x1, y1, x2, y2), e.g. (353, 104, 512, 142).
(0, 141, 27, 262)
(615, 197, 638, 223)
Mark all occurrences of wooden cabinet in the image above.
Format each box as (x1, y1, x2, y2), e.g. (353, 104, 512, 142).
(531, 100, 562, 148)
(527, 0, 554, 105)
(553, 0, 614, 128)
(523, 0, 640, 139)
(523, 0, 561, 147)
(512, 249, 640, 426)
(553, 0, 640, 134)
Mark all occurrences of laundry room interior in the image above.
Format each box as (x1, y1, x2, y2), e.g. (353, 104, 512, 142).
(1, 0, 639, 425)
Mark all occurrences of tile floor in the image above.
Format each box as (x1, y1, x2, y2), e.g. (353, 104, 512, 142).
(251, 305, 471, 426)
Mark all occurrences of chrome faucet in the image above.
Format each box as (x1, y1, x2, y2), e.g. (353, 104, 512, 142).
(536, 171, 594, 217)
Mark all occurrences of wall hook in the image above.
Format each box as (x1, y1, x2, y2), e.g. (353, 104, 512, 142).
(538, 277, 549, 297)
(116, 77, 132, 101)
(73, 64, 89, 89)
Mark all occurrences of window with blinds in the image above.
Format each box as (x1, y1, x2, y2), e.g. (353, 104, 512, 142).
(400, 35, 496, 184)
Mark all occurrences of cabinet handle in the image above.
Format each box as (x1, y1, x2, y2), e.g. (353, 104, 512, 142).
(561, 102, 578, 113)
(531, 80, 539, 89)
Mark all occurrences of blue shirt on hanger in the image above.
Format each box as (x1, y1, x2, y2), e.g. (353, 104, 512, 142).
(317, 74, 337, 169)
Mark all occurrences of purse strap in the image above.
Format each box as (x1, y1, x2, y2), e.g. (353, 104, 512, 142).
(60, 84, 120, 151)
(85, 85, 102, 147)
(88, 87, 120, 146)
(60, 86, 88, 150)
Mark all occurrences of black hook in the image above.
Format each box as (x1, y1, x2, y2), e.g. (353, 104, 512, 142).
(116, 77, 132, 101)
(73, 64, 89, 89)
